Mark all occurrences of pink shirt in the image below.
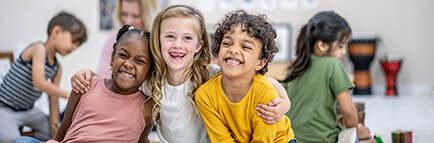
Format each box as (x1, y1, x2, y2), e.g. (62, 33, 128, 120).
(49, 76, 147, 143)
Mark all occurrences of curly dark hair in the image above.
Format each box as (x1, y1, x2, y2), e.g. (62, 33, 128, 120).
(212, 10, 278, 75)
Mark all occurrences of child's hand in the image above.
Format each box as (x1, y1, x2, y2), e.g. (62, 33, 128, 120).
(256, 97, 284, 124)
(70, 68, 92, 94)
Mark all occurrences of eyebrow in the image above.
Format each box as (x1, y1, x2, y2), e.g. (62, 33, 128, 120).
(119, 48, 149, 59)
(223, 36, 232, 40)
(243, 39, 255, 46)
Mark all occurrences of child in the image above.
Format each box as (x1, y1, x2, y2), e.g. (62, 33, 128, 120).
(15, 25, 155, 143)
(195, 10, 296, 142)
(0, 11, 87, 142)
(70, 5, 291, 143)
(97, 0, 158, 78)
(280, 11, 375, 142)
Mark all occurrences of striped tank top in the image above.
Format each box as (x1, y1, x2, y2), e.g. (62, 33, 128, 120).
(0, 43, 59, 111)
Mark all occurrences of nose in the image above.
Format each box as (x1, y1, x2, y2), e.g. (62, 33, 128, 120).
(173, 38, 183, 49)
(228, 46, 240, 55)
(123, 59, 134, 69)
(124, 15, 134, 26)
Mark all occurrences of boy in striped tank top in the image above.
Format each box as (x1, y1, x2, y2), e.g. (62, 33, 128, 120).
(0, 11, 87, 142)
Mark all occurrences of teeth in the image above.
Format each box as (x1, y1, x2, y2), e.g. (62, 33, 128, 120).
(226, 59, 241, 65)
(170, 53, 185, 57)
(121, 72, 134, 78)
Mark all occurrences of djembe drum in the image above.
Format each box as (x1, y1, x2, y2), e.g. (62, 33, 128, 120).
(380, 56, 402, 96)
(348, 39, 377, 95)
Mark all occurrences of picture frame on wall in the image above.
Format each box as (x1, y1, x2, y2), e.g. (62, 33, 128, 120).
(100, 0, 117, 30)
(273, 24, 291, 62)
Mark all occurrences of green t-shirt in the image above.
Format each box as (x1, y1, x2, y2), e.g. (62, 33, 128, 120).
(283, 55, 354, 143)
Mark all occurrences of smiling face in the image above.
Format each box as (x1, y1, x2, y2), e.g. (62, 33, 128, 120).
(218, 24, 266, 78)
(159, 16, 203, 74)
(110, 35, 150, 94)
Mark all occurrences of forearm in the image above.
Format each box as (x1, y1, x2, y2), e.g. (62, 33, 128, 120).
(343, 107, 358, 128)
(55, 92, 81, 141)
(36, 81, 69, 98)
(337, 90, 358, 128)
(48, 96, 60, 137)
(35, 80, 69, 98)
(278, 92, 290, 113)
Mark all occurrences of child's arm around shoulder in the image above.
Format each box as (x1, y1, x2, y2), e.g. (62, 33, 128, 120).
(71, 68, 101, 94)
(54, 91, 82, 141)
(24, 44, 69, 98)
(256, 77, 291, 124)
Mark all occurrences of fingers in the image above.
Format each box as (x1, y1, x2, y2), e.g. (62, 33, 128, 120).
(256, 103, 281, 124)
(71, 77, 88, 93)
(357, 123, 372, 138)
(70, 69, 92, 94)
(268, 97, 283, 106)
(83, 69, 92, 84)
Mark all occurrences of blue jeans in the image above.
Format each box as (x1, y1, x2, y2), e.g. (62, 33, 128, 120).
(289, 139, 298, 143)
(13, 136, 42, 143)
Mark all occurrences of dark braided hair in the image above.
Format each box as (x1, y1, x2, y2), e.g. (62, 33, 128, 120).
(112, 24, 153, 78)
(212, 10, 278, 75)
(280, 11, 352, 83)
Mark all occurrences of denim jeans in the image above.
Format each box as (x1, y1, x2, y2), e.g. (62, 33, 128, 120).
(13, 136, 42, 143)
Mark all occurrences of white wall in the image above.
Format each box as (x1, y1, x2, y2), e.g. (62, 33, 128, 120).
(0, 0, 433, 95)
(0, 0, 110, 93)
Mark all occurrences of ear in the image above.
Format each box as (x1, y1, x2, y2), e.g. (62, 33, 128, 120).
(195, 40, 204, 53)
(110, 52, 115, 68)
(255, 58, 267, 71)
(315, 40, 330, 54)
(51, 26, 62, 39)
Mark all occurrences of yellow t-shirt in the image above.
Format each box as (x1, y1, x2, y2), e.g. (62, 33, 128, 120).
(196, 73, 295, 143)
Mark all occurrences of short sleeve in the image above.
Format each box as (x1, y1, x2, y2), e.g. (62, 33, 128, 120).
(329, 60, 355, 96)
(139, 80, 151, 95)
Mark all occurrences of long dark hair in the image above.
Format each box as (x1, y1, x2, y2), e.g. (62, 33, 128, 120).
(280, 11, 352, 83)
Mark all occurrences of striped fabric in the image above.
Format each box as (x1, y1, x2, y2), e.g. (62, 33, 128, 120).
(0, 47, 58, 111)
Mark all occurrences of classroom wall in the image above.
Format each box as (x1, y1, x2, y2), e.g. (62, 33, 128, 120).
(0, 0, 433, 94)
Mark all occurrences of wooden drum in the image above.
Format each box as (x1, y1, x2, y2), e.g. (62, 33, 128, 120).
(348, 39, 378, 95)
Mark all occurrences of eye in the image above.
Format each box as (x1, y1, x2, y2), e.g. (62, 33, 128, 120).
(121, 12, 127, 17)
(184, 36, 193, 41)
(221, 41, 231, 47)
(133, 14, 140, 19)
(166, 35, 175, 39)
(242, 45, 252, 50)
(119, 53, 128, 59)
(136, 59, 146, 64)
(72, 39, 79, 45)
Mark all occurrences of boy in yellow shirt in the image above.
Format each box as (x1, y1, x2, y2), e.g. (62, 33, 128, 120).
(196, 10, 296, 143)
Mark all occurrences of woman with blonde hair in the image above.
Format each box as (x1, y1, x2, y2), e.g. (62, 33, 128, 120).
(96, 0, 158, 78)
